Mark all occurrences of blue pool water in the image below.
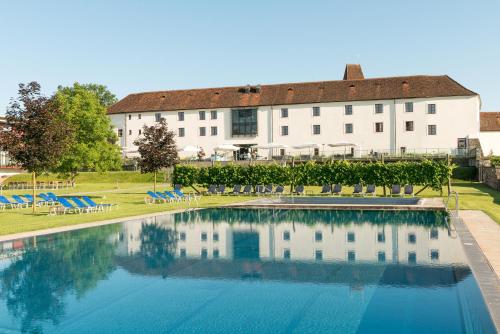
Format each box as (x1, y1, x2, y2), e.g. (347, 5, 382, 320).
(0, 209, 495, 333)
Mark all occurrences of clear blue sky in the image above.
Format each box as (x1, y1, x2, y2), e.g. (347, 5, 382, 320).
(1, 0, 499, 114)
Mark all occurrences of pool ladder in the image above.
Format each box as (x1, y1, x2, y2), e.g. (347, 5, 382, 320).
(445, 191, 459, 238)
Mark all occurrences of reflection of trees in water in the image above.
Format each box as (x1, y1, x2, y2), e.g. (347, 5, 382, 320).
(138, 223, 177, 273)
(174, 208, 448, 227)
(0, 225, 119, 334)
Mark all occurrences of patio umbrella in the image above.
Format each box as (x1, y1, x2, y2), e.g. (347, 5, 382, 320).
(327, 142, 358, 159)
(214, 144, 239, 151)
(252, 143, 289, 149)
(293, 142, 320, 157)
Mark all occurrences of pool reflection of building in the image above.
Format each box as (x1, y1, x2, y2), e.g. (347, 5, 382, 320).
(113, 210, 463, 266)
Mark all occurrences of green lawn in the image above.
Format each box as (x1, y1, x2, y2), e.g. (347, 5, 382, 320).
(0, 176, 498, 236)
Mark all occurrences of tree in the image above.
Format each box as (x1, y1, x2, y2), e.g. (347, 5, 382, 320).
(0, 82, 71, 212)
(77, 83, 118, 107)
(134, 119, 179, 192)
(54, 83, 122, 184)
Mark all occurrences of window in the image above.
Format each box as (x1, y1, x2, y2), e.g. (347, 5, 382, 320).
(377, 231, 385, 243)
(178, 128, 185, 137)
(315, 231, 322, 242)
(315, 250, 323, 260)
(347, 251, 356, 262)
(211, 126, 218, 136)
(430, 228, 439, 240)
(408, 233, 416, 244)
(312, 124, 321, 135)
(405, 121, 414, 131)
(375, 122, 384, 133)
(199, 110, 206, 120)
(428, 125, 437, 135)
(378, 251, 386, 263)
(281, 126, 288, 136)
(375, 104, 383, 114)
(281, 108, 288, 118)
(155, 113, 162, 122)
(199, 127, 206, 136)
(210, 110, 217, 119)
(128, 130, 132, 135)
(231, 108, 258, 137)
(312, 106, 320, 117)
(201, 248, 208, 259)
(347, 232, 355, 243)
(213, 249, 219, 258)
(283, 231, 290, 241)
(408, 252, 417, 264)
(213, 232, 219, 242)
(430, 249, 439, 261)
(138, 129, 142, 135)
(128, 114, 132, 120)
(314, 148, 319, 156)
(117, 129, 123, 137)
(138, 114, 142, 119)
(345, 123, 353, 134)
(427, 104, 436, 114)
(178, 112, 184, 121)
(201, 232, 207, 241)
(280, 149, 285, 156)
(179, 232, 186, 241)
(405, 102, 413, 112)
(180, 248, 186, 257)
(345, 105, 353, 115)
(400, 147, 406, 155)
(283, 249, 291, 259)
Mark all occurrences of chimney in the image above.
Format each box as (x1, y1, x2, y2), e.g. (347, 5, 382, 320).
(343, 64, 364, 80)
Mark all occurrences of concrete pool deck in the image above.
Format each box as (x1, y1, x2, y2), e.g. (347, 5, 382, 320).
(224, 196, 445, 211)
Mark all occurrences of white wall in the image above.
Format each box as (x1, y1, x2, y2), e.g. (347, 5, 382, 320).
(480, 131, 500, 156)
(109, 95, 480, 158)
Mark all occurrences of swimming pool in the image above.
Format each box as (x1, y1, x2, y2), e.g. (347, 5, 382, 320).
(0, 209, 495, 333)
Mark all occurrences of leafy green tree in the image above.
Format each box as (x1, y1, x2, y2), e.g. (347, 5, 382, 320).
(78, 83, 117, 107)
(0, 82, 71, 212)
(55, 83, 122, 184)
(134, 119, 179, 192)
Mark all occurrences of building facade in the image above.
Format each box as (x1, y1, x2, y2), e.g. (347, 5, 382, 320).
(108, 65, 481, 159)
(479, 112, 500, 156)
(0, 116, 11, 167)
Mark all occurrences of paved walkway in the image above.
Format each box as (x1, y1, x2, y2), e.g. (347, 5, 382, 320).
(460, 210, 500, 278)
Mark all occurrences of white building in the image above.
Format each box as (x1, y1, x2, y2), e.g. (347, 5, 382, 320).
(108, 65, 481, 159)
(479, 112, 500, 156)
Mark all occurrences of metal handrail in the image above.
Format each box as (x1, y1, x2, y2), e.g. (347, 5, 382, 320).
(445, 190, 459, 217)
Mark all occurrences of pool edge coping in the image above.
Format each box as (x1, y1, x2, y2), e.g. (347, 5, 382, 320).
(454, 214, 500, 331)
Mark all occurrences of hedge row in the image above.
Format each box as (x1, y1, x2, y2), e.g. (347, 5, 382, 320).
(173, 160, 452, 191)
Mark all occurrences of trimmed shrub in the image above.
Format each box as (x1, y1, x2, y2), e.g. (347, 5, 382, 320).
(172, 160, 453, 191)
(452, 166, 477, 181)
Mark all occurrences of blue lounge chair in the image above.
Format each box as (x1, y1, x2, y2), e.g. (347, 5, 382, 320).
(205, 185, 217, 195)
(56, 197, 80, 214)
(46, 192, 59, 202)
(11, 195, 30, 208)
(217, 185, 226, 195)
(332, 184, 342, 196)
(264, 184, 273, 194)
(0, 196, 18, 209)
(163, 191, 179, 202)
(274, 185, 285, 196)
(146, 191, 165, 204)
(390, 185, 402, 197)
(352, 184, 364, 196)
(242, 185, 252, 195)
(230, 184, 242, 195)
(256, 185, 266, 195)
(365, 184, 376, 197)
(70, 196, 94, 213)
(173, 189, 191, 201)
(39, 193, 56, 205)
(404, 185, 414, 197)
(23, 194, 47, 206)
(293, 185, 305, 195)
(155, 192, 173, 202)
(82, 196, 115, 211)
(320, 184, 332, 195)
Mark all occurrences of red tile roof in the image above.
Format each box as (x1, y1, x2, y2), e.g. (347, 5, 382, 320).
(480, 112, 500, 131)
(108, 67, 477, 115)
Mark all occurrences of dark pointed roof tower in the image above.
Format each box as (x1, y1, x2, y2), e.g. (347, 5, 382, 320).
(343, 64, 365, 80)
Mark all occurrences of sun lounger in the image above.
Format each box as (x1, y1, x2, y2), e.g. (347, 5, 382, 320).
(332, 184, 342, 196)
(365, 184, 376, 197)
(390, 185, 402, 197)
(205, 185, 217, 195)
(404, 185, 414, 197)
(145, 191, 165, 204)
(352, 184, 364, 196)
(11, 195, 30, 208)
(265, 184, 273, 194)
(82, 196, 115, 211)
(320, 184, 331, 195)
(293, 185, 305, 195)
(217, 185, 226, 195)
(70, 196, 95, 213)
(230, 184, 242, 195)
(39, 193, 56, 205)
(242, 185, 252, 195)
(0, 196, 18, 209)
(46, 192, 60, 202)
(56, 197, 81, 214)
(274, 185, 285, 196)
(256, 184, 266, 195)
(163, 191, 180, 202)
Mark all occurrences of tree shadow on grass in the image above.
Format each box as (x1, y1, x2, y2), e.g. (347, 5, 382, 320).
(453, 182, 500, 205)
